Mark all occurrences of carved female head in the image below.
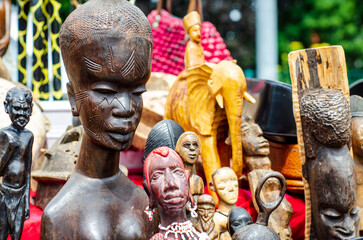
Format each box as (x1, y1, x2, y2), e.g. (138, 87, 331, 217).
(60, 0, 152, 151)
(241, 115, 270, 156)
(144, 147, 192, 217)
(210, 167, 239, 205)
(176, 131, 201, 165)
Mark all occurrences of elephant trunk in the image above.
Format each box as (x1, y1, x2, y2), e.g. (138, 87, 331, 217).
(224, 94, 243, 178)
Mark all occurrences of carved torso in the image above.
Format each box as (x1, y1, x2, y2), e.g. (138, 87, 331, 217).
(41, 171, 152, 240)
(0, 126, 33, 188)
(185, 41, 205, 69)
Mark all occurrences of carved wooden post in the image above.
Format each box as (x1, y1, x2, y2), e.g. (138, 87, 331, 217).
(289, 46, 359, 239)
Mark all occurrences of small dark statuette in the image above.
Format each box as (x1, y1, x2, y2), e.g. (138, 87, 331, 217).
(194, 194, 218, 239)
(300, 88, 360, 240)
(0, 86, 34, 240)
(227, 207, 252, 237)
(232, 171, 285, 240)
(144, 147, 209, 240)
(40, 0, 156, 239)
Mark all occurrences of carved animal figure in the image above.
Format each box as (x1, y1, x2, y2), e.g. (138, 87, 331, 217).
(165, 61, 255, 197)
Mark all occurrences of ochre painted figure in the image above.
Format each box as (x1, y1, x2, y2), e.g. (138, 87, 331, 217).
(351, 95, 363, 232)
(176, 131, 204, 201)
(144, 147, 208, 240)
(210, 167, 239, 240)
(40, 0, 155, 239)
(183, 11, 204, 69)
(241, 115, 293, 240)
(0, 86, 34, 240)
(194, 194, 219, 240)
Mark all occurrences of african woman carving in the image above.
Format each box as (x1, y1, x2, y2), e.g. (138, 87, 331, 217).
(40, 0, 155, 239)
(300, 88, 359, 239)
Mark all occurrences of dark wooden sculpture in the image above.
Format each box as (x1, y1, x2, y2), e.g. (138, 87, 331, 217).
(289, 46, 360, 239)
(194, 194, 219, 240)
(40, 0, 155, 239)
(241, 115, 293, 240)
(144, 147, 209, 240)
(227, 207, 253, 237)
(351, 95, 363, 233)
(210, 167, 239, 240)
(0, 86, 34, 240)
(175, 131, 204, 201)
(232, 171, 285, 240)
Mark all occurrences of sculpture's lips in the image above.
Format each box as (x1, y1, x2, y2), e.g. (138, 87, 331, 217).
(164, 193, 185, 204)
(335, 230, 355, 239)
(108, 132, 133, 142)
(189, 154, 197, 159)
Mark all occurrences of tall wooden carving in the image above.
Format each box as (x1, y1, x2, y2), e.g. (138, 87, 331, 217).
(0, 86, 33, 240)
(40, 0, 155, 239)
(289, 46, 360, 239)
(242, 115, 293, 239)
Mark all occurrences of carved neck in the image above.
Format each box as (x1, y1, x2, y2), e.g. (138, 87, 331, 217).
(246, 155, 271, 170)
(75, 134, 120, 178)
(184, 163, 196, 175)
(159, 207, 188, 230)
(217, 201, 235, 215)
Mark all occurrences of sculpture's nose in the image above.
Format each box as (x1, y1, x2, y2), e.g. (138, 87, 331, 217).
(164, 168, 178, 190)
(112, 94, 135, 117)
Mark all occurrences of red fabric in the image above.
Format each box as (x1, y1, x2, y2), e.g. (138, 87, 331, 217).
(148, 9, 233, 76)
(20, 176, 305, 240)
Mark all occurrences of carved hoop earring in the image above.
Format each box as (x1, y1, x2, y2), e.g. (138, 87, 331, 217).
(186, 201, 198, 218)
(144, 206, 155, 221)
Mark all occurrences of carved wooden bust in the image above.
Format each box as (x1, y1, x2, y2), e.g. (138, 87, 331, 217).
(40, 0, 154, 239)
(0, 86, 33, 240)
(144, 147, 208, 240)
(195, 194, 219, 239)
(210, 167, 239, 240)
(300, 88, 359, 239)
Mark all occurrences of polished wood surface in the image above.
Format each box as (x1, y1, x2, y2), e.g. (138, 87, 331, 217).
(40, 0, 155, 239)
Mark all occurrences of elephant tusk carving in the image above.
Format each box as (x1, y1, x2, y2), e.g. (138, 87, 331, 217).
(216, 94, 224, 109)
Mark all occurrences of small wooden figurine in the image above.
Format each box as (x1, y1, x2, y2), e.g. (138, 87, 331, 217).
(176, 131, 204, 201)
(0, 86, 34, 240)
(227, 207, 253, 237)
(194, 194, 219, 240)
(351, 95, 363, 233)
(144, 146, 209, 240)
(241, 115, 293, 240)
(210, 167, 239, 240)
(40, 0, 155, 239)
(183, 11, 205, 69)
(289, 46, 360, 239)
(232, 172, 285, 240)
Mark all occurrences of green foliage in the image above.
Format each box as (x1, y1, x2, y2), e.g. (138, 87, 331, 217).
(279, 0, 363, 72)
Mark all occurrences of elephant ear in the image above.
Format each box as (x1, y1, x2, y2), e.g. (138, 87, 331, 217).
(186, 64, 215, 135)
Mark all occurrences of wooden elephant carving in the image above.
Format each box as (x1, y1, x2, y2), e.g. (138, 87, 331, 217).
(165, 60, 255, 196)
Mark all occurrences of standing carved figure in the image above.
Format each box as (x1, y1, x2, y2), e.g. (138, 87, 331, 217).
(176, 131, 204, 201)
(40, 0, 155, 239)
(183, 11, 204, 69)
(144, 147, 209, 240)
(300, 88, 359, 239)
(0, 86, 33, 240)
(241, 115, 293, 240)
(194, 194, 219, 240)
(210, 167, 239, 240)
(351, 95, 363, 233)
